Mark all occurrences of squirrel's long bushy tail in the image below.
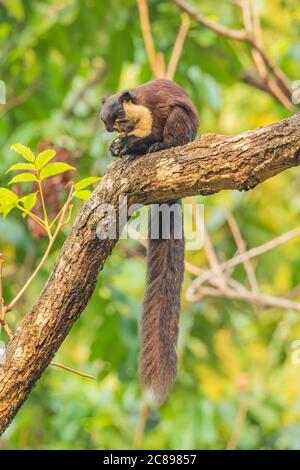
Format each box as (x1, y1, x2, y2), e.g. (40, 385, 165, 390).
(139, 200, 184, 405)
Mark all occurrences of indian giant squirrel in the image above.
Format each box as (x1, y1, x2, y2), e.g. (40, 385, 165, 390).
(100, 79, 199, 404)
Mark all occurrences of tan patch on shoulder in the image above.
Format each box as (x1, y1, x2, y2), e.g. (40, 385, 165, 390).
(123, 101, 152, 138)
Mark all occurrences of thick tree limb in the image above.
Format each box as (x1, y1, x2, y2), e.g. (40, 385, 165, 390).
(0, 113, 300, 434)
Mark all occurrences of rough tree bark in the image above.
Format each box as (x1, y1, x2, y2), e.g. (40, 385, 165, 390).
(0, 113, 299, 434)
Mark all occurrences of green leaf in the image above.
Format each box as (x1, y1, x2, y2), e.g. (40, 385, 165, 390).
(8, 173, 38, 185)
(6, 162, 36, 173)
(0, 187, 19, 217)
(0, 187, 19, 205)
(40, 162, 75, 181)
(0, 204, 15, 218)
(75, 177, 101, 191)
(35, 149, 56, 170)
(20, 192, 37, 213)
(74, 190, 92, 200)
(10, 143, 35, 162)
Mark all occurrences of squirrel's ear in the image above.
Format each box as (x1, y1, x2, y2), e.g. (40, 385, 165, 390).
(120, 91, 133, 102)
(101, 96, 107, 105)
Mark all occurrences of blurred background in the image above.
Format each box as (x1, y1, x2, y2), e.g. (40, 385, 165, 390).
(0, 0, 300, 450)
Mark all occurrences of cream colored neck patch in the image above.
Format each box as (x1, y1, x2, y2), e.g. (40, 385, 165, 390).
(123, 101, 153, 138)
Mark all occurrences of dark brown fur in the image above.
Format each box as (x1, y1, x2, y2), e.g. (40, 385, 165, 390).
(100, 79, 199, 404)
(140, 200, 184, 404)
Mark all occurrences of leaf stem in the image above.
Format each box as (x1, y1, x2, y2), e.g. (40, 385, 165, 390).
(5, 189, 74, 314)
(50, 185, 74, 230)
(1, 321, 13, 339)
(37, 174, 51, 238)
(50, 361, 96, 380)
(17, 204, 47, 232)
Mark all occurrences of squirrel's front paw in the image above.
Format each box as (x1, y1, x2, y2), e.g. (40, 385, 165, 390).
(109, 136, 136, 157)
(109, 135, 147, 157)
(109, 138, 123, 157)
(118, 135, 140, 156)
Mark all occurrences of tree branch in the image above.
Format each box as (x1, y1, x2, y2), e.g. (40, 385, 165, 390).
(0, 113, 299, 434)
(173, 0, 293, 109)
(173, 0, 249, 41)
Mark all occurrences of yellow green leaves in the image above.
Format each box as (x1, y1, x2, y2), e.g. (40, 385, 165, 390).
(74, 177, 102, 200)
(0, 185, 37, 218)
(1, 143, 102, 225)
(8, 173, 38, 185)
(0, 188, 19, 217)
(35, 149, 56, 170)
(74, 177, 101, 191)
(19, 193, 37, 217)
(40, 162, 75, 181)
(10, 144, 35, 162)
(6, 163, 36, 173)
(74, 190, 92, 200)
(9, 144, 75, 181)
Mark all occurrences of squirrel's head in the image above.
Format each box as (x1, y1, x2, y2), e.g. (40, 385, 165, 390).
(100, 91, 135, 133)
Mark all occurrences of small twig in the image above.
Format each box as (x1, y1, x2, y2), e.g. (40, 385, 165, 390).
(226, 391, 249, 450)
(17, 205, 47, 233)
(226, 211, 259, 294)
(203, 226, 227, 290)
(1, 322, 13, 339)
(4, 189, 74, 314)
(0, 254, 13, 339)
(241, 0, 252, 33)
(187, 226, 300, 296)
(50, 361, 95, 380)
(250, 4, 267, 80)
(242, 71, 276, 98)
(37, 177, 51, 238)
(254, 43, 292, 98)
(173, 0, 293, 109)
(251, 4, 263, 47)
(132, 401, 149, 450)
(244, 1, 268, 82)
(185, 261, 203, 276)
(136, 0, 163, 78)
(228, 277, 249, 294)
(244, 0, 289, 103)
(156, 53, 166, 78)
(239, 0, 292, 107)
(166, 14, 190, 80)
(188, 197, 227, 288)
(49, 202, 68, 229)
(189, 285, 300, 313)
(266, 79, 293, 110)
(173, 0, 250, 41)
(61, 204, 73, 228)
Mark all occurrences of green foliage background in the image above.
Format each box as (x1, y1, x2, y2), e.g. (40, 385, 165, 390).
(1, 0, 300, 450)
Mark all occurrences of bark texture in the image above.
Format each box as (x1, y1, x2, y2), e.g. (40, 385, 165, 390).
(0, 113, 300, 434)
